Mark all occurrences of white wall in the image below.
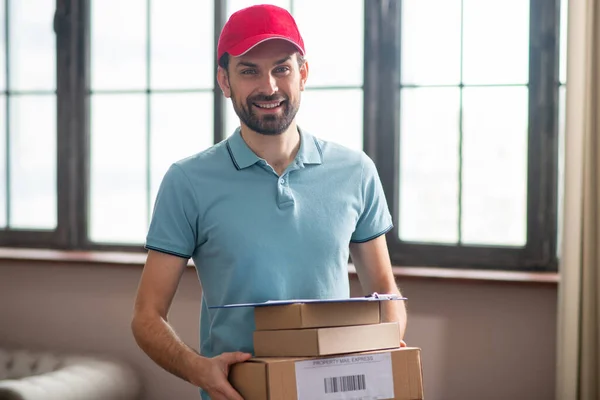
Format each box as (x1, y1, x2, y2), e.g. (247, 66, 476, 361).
(0, 261, 557, 400)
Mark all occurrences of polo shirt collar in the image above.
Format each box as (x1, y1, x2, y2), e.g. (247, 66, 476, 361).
(226, 127, 323, 170)
(296, 127, 323, 166)
(226, 128, 261, 170)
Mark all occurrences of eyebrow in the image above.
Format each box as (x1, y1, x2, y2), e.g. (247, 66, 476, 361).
(273, 55, 292, 65)
(235, 55, 292, 69)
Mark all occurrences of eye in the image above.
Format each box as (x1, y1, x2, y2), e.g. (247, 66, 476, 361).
(274, 66, 290, 74)
(240, 69, 257, 75)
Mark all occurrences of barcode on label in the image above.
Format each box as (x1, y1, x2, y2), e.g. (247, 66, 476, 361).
(323, 374, 367, 393)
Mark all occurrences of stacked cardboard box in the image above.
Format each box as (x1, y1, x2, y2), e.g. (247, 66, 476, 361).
(229, 299, 424, 400)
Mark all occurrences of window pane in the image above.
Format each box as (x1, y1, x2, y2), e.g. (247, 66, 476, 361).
(0, 95, 5, 227)
(225, 99, 239, 138)
(151, 0, 213, 89)
(150, 93, 213, 212)
(560, 0, 568, 84)
(0, 0, 5, 91)
(296, 89, 363, 150)
(91, 0, 147, 90)
(399, 88, 460, 243)
(9, 0, 56, 91)
(9, 95, 56, 229)
(401, 0, 461, 85)
(294, 0, 363, 87)
(90, 95, 147, 243)
(462, 0, 530, 85)
(227, 0, 290, 18)
(462, 87, 528, 246)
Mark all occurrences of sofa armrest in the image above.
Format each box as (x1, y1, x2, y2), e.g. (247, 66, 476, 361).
(0, 351, 141, 400)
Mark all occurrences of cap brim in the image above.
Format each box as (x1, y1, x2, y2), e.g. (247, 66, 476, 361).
(227, 34, 305, 57)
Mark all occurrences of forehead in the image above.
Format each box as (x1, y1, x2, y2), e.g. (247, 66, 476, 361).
(232, 39, 299, 67)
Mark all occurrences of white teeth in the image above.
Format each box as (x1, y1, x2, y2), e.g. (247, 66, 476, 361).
(255, 102, 282, 109)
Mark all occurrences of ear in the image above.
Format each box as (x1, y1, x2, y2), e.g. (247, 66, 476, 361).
(299, 60, 309, 91)
(217, 66, 232, 98)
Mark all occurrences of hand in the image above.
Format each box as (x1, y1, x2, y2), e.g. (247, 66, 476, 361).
(400, 340, 407, 347)
(196, 351, 252, 400)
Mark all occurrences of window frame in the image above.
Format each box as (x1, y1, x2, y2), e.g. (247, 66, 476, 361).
(2, 0, 561, 272)
(366, 0, 560, 271)
(0, 0, 70, 248)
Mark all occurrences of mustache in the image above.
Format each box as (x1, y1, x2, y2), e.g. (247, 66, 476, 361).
(249, 94, 287, 103)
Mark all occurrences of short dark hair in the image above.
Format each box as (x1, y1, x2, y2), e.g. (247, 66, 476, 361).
(218, 52, 306, 71)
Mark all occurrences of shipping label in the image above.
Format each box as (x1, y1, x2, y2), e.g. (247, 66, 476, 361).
(295, 352, 394, 400)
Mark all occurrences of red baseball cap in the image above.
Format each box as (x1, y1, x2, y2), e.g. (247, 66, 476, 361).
(217, 4, 305, 62)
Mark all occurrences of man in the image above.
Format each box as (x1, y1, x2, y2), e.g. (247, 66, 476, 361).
(131, 4, 407, 400)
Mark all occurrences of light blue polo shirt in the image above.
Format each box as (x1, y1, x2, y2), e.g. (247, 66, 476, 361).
(145, 127, 392, 371)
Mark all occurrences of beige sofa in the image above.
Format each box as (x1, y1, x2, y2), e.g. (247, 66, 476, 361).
(0, 348, 141, 400)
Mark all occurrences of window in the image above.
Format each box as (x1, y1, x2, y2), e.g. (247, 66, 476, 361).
(3, 0, 565, 271)
(399, 0, 530, 247)
(88, 0, 214, 244)
(0, 0, 61, 247)
(369, 0, 562, 270)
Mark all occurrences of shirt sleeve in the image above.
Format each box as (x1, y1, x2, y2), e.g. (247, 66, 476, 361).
(145, 163, 199, 258)
(351, 153, 393, 243)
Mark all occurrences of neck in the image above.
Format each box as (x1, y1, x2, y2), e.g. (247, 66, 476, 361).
(240, 122, 301, 175)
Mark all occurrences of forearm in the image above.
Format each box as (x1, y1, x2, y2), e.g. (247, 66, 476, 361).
(131, 314, 206, 386)
(367, 282, 407, 339)
(380, 295, 407, 339)
(349, 237, 408, 340)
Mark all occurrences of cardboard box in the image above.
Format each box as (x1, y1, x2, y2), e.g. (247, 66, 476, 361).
(254, 300, 381, 330)
(230, 347, 424, 400)
(253, 322, 400, 357)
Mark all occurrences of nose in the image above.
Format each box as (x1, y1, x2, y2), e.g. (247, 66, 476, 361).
(258, 72, 278, 96)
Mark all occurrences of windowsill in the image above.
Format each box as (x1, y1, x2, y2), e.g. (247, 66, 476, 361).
(0, 247, 559, 284)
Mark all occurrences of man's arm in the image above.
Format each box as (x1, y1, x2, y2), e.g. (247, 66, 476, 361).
(349, 235, 407, 341)
(132, 250, 250, 400)
(131, 250, 198, 382)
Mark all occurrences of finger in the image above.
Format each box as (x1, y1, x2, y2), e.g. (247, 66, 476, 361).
(221, 351, 252, 365)
(234, 351, 253, 363)
(400, 340, 407, 347)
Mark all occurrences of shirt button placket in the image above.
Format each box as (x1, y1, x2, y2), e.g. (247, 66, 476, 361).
(277, 174, 294, 208)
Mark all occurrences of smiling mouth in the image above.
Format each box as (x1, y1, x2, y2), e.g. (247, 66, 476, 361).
(253, 100, 285, 109)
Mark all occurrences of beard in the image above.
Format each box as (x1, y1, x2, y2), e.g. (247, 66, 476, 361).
(230, 89, 300, 136)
